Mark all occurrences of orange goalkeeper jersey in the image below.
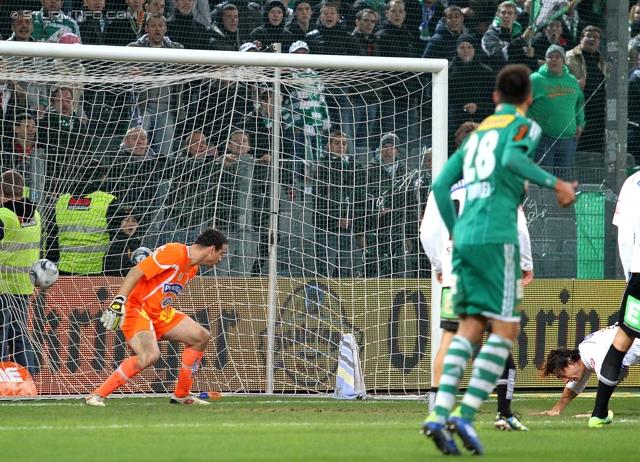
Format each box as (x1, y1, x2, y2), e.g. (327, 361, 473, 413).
(128, 243, 198, 315)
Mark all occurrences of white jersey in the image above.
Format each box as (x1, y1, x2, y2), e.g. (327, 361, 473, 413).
(613, 171, 640, 279)
(567, 324, 640, 395)
(420, 180, 532, 287)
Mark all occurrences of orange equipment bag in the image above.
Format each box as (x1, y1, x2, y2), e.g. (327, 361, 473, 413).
(0, 362, 37, 396)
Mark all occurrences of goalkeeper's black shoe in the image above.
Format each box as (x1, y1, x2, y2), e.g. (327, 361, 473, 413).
(422, 412, 461, 455)
(170, 393, 210, 405)
(85, 394, 106, 407)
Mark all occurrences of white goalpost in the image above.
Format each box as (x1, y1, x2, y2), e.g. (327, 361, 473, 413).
(0, 41, 447, 398)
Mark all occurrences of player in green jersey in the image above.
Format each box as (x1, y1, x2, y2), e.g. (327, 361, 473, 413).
(422, 64, 578, 455)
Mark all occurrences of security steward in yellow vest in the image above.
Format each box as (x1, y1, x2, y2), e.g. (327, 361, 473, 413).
(46, 159, 119, 275)
(0, 170, 41, 377)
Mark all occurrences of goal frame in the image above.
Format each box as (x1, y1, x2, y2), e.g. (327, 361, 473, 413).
(0, 41, 448, 395)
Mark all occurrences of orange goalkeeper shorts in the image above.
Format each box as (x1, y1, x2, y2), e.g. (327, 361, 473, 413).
(120, 304, 186, 341)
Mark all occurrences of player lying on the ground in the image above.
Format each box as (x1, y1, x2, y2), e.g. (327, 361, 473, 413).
(535, 323, 640, 416)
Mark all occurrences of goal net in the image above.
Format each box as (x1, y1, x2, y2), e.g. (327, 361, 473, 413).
(0, 43, 448, 398)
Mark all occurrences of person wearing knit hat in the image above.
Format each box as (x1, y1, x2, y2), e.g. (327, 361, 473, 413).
(378, 133, 403, 179)
(264, 0, 286, 18)
(354, 131, 414, 278)
(380, 132, 403, 155)
(248, 0, 293, 50)
(456, 32, 475, 49)
(528, 43, 585, 178)
(447, 31, 495, 154)
(545, 43, 566, 62)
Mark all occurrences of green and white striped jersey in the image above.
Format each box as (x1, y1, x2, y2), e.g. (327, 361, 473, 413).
(32, 9, 81, 43)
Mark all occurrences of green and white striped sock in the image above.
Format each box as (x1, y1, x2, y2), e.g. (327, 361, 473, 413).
(460, 333, 512, 422)
(433, 335, 473, 424)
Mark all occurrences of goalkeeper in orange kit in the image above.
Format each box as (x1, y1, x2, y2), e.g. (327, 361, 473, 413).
(85, 228, 228, 406)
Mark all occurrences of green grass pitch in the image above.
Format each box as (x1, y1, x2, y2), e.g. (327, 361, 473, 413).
(1, 393, 639, 461)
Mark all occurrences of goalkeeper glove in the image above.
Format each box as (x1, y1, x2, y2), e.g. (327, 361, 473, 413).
(101, 295, 127, 330)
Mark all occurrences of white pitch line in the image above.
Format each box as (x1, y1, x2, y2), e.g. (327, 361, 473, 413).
(1, 418, 637, 432)
(0, 421, 407, 432)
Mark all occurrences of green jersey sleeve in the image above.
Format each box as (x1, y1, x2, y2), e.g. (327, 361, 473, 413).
(503, 145, 557, 189)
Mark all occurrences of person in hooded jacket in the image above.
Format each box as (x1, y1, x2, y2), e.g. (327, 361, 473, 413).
(249, 0, 293, 50)
(211, 0, 263, 40)
(208, 2, 248, 50)
(104, 207, 145, 277)
(528, 44, 585, 178)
